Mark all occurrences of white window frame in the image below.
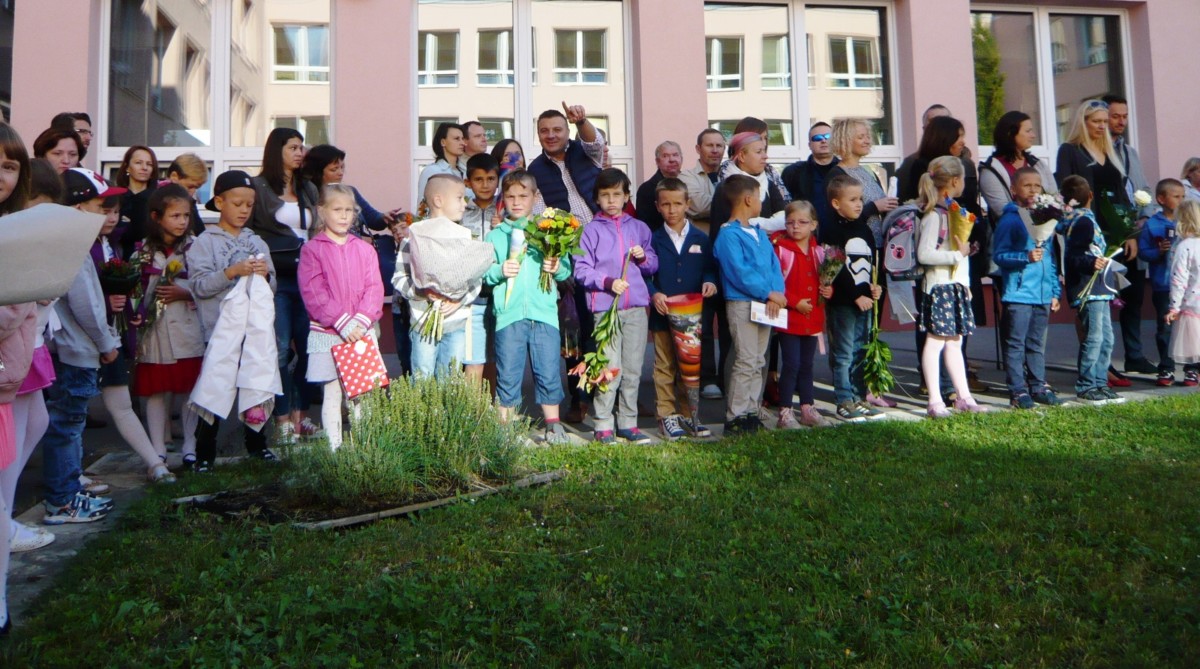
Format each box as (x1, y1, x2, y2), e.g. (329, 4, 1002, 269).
(96, 0, 335, 177)
(706, 36, 742, 92)
(418, 31, 459, 87)
(761, 34, 791, 90)
(477, 29, 514, 87)
(553, 28, 607, 85)
(271, 24, 330, 84)
(271, 115, 331, 144)
(826, 34, 881, 89)
(971, 4, 1133, 171)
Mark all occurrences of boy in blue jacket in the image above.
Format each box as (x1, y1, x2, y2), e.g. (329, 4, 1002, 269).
(712, 175, 786, 435)
(648, 178, 717, 440)
(1138, 178, 1197, 385)
(992, 167, 1062, 409)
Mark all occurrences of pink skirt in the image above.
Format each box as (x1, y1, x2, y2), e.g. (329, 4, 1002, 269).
(0, 403, 15, 470)
(17, 345, 55, 395)
(1170, 311, 1200, 364)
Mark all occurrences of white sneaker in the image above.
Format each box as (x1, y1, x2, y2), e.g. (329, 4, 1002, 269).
(78, 474, 110, 495)
(274, 421, 297, 446)
(10, 521, 56, 552)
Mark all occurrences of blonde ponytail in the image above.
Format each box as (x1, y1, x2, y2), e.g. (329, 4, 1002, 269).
(915, 155, 965, 214)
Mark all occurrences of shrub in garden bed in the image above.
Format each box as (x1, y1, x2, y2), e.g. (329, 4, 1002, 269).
(282, 370, 529, 511)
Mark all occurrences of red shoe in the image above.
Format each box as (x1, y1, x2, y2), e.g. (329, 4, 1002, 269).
(1107, 371, 1132, 388)
(1185, 370, 1199, 387)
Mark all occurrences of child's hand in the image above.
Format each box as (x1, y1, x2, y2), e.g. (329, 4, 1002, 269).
(795, 298, 813, 314)
(542, 257, 560, 275)
(225, 259, 253, 279)
(1051, 297, 1061, 313)
(1123, 238, 1139, 260)
(765, 301, 782, 319)
(768, 291, 788, 308)
(854, 295, 873, 312)
(1093, 256, 1110, 271)
(874, 197, 900, 213)
(630, 245, 645, 260)
(956, 239, 971, 257)
(344, 325, 365, 343)
(100, 349, 119, 365)
(1158, 238, 1172, 252)
(611, 279, 629, 295)
(819, 285, 834, 300)
(652, 293, 670, 316)
(156, 284, 191, 304)
(1166, 308, 1181, 324)
(108, 294, 127, 312)
(1028, 247, 1044, 263)
(502, 259, 521, 278)
(439, 300, 462, 317)
(250, 257, 270, 277)
(869, 283, 883, 301)
(129, 315, 144, 328)
(701, 282, 717, 298)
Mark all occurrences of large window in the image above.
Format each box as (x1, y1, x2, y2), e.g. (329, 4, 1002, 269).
(478, 29, 514, 86)
(827, 36, 881, 89)
(762, 35, 790, 90)
(272, 24, 329, 82)
(706, 37, 743, 91)
(418, 31, 459, 87)
(554, 29, 606, 84)
(971, 8, 1127, 149)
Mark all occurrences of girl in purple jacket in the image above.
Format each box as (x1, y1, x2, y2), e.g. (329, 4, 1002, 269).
(574, 169, 659, 444)
(298, 184, 385, 449)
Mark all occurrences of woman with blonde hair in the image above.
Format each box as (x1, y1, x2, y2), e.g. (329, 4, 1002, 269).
(825, 118, 898, 243)
(1054, 99, 1127, 209)
(164, 153, 210, 235)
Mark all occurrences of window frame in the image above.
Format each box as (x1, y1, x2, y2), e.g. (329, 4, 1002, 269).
(826, 34, 882, 89)
(553, 28, 608, 85)
(271, 23, 331, 84)
(418, 30, 460, 88)
(477, 28, 515, 87)
(761, 34, 791, 90)
(705, 36, 744, 92)
(970, 3, 1133, 168)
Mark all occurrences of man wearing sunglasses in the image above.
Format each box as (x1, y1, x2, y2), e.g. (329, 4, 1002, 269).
(781, 122, 839, 226)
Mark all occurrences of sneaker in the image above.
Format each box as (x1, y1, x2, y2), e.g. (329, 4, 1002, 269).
(296, 418, 322, 439)
(679, 415, 712, 438)
(741, 413, 765, 434)
(616, 427, 652, 445)
(274, 421, 297, 446)
(723, 416, 747, 436)
(43, 492, 113, 525)
(251, 448, 280, 462)
(78, 474, 109, 495)
(700, 384, 723, 400)
(543, 422, 571, 445)
(1100, 387, 1126, 404)
(1157, 371, 1176, 387)
(865, 392, 897, 408)
(1107, 369, 1132, 388)
(926, 402, 952, 419)
(192, 460, 213, 474)
(1011, 393, 1035, 410)
(10, 521, 56, 552)
(659, 415, 686, 441)
(836, 401, 867, 423)
(593, 429, 616, 444)
(856, 400, 886, 420)
(798, 405, 830, 427)
(1185, 370, 1199, 387)
(1077, 388, 1109, 404)
(1126, 358, 1159, 374)
(776, 407, 801, 429)
(1031, 389, 1062, 406)
(148, 463, 177, 484)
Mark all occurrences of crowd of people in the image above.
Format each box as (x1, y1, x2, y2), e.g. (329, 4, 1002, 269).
(1, 96, 1200, 636)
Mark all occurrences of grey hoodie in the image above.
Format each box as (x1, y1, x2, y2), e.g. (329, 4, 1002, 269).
(52, 259, 120, 369)
(187, 225, 276, 342)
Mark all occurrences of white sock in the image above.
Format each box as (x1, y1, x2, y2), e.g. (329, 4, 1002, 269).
(102, 386, 162, 469)
(922, 337, 947, 406)
(181, 404, 198, 457)
(145, 393, 169, 458)
(944, 338, 973, 404)
(322, 381, 343, 449)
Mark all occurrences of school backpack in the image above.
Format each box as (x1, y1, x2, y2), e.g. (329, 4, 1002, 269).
(881, 204, 924, 281)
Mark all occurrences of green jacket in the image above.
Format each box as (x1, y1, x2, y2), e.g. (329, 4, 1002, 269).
(484, 218, 573, 332)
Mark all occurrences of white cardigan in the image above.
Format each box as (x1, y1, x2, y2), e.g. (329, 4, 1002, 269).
(917, 209, 970, 293)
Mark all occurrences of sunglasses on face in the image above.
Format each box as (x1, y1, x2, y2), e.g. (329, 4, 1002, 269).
(809, 133, 831, 142)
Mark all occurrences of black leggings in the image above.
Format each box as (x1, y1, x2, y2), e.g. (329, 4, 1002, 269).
(194, 416, 268, 464)
(778, 333, 818, 408)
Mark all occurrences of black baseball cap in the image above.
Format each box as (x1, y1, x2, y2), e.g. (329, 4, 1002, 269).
(204, 170, 255, 211)
(63, 168, 128, 206)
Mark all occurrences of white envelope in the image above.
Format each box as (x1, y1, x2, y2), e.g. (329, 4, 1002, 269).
(749, 300, 788, 328)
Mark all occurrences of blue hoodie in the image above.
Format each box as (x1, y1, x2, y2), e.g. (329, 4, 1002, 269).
(992, 202, 1062, 305)
(712, 221, 784, 302)
(1137, 211, 1176, 293)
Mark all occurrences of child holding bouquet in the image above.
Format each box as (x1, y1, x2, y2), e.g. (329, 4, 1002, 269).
(484, 170, 573, 444)
(1165, 200, 1200, 374)
(574, 169, 658, 445)
(771, 201, 831, 428)
(299, 184, 384, 449)
(915, 156, 988, 418)
(132, 183, 205, 478)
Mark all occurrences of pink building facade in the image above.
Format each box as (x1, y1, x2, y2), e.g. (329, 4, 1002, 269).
(9, 0, 1197, 211)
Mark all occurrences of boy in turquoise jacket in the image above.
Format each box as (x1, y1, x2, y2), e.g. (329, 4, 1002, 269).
(484, 170, 573, 443)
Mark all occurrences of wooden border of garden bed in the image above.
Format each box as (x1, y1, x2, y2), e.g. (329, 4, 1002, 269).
(172, 470, 568, 531)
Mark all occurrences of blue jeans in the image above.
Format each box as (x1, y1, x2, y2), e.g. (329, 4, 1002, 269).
(827, 304, 870, 404)
(495, 320, 564, 408)
(274, 283, 312, 416)
(40, 358, 98, 506)
(1003, 302, 1050, 397)
(1076, 300, 1115, 394)
(410, 321, 465, 379)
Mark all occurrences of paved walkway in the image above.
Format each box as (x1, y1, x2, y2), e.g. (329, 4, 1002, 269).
(9, 321, 1197, 623)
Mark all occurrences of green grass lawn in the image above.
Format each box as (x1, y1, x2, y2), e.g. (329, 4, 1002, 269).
(7, 396, 1200, 667)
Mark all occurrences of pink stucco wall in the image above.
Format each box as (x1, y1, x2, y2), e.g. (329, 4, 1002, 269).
(893, 0, 978, 155)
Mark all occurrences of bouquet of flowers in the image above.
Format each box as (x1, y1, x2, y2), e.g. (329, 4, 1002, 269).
(98, 257, 142, 335)
(406, 218, 495, 343)
(1094, 190, 1150, 255)
(860, 260, 895, 398)
(137, 258, 185, 340)
(947, 198, 976, 249)
(524, 208, 584, 292)
(569, 250, 630, 393)
(1021, 193, 1070, 248)
(815, 244, 846, 304)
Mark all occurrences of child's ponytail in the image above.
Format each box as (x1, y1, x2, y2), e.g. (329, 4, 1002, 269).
(915, 155, 965, 214)
(1177, 200, 1200, 239)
